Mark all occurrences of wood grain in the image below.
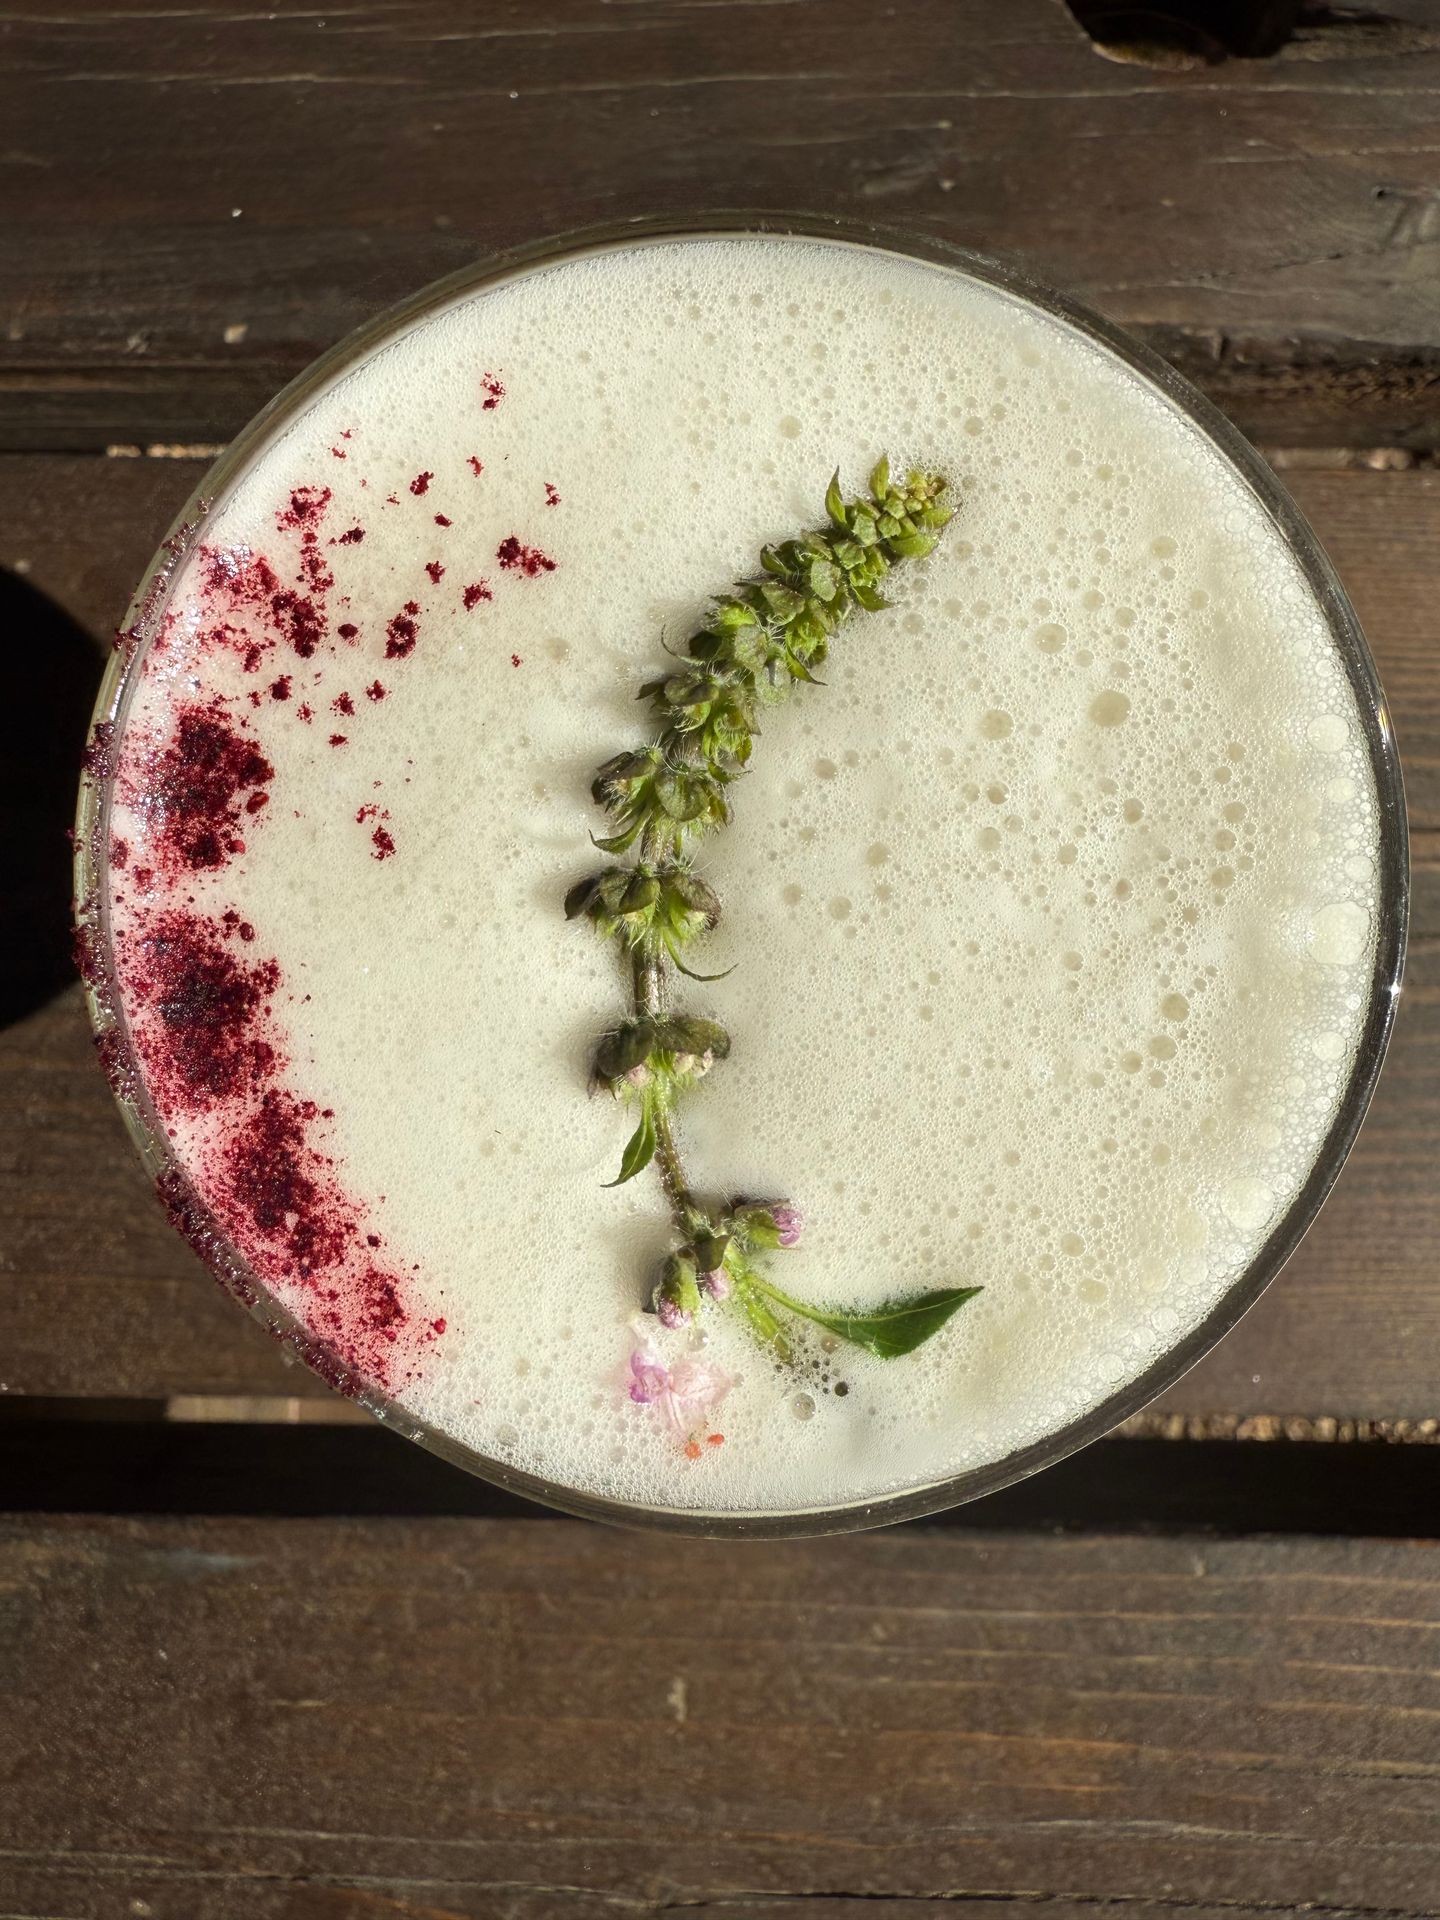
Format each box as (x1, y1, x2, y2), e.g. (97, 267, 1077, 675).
(0, 450, 1435, 1418)
(3, 1515, 1440, 1917)
(1, 1, 1439, 451)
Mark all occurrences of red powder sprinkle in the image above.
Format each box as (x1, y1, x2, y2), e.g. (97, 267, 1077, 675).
(278, 483, 330, 529)
(707, 1432, 725, 1447)
(544, 482, 561, 506)
(432, 1317, 447, 1335)
(496, 535, 555, 578)
(119, 907, 281, 1115)
(328, 734, 348, 748)
(409, 471, 432, 496)
(467, 454, 484, 477)
(385, 602, 420, 659)
(143, 700, 274, 874)
(200, 545, 280, 608)
(82, 720, 118, 781)
(245, 791, 269, 815)
(337, 622, 358, 640)
(298, 539, 334, 599)
(511, 654, 523, 668)
(365, 680, 387, 702)
(221, 910, 257, 942)
(332, 692, 355, 717)
(270, 676, 292, 701)
(269, 588, 325, 658)
(355, 804, 381, 823)
(372, 826, 396, 860)
(461, 581, 492, 610)
(481, 372, 505, 409)
(277, 486, 332, 532)
(219, 1086, 352, 1278)
(385, 492, 400, 506)
(297, 703, 314, 723)
(330, 445, 348, 460)
(684, 1440, 702, 1461)
(336, 526, 365, 545)
(425, 560, 445, 584)
(433, 513, 452, 528)
(72, 918, 106, 990)
(111, 837, 129, 869)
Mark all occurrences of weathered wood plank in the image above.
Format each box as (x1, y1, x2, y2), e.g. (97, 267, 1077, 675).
(0, 0, 1439, 450)
(3, 1517, 1440, 1917)
(0, 452, 1436, 1417)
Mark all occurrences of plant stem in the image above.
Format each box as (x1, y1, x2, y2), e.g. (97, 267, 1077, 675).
(631, 944, 701, 1225)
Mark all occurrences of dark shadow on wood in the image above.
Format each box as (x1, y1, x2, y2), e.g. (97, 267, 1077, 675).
(1062, 1, 1408, 68)
(0, 569, 97, 1027)
(2, 1408, 1438, 1536)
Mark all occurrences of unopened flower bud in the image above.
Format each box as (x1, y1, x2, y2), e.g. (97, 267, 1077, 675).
(732, 1199, 803, 1250)
(771, 1203, 803, 1248)
(592, 1018, 656, 1094)
(699, 1269, 731, 1302)
(660, 1015, 730, 1073)
(654, 1250, 701, 1328)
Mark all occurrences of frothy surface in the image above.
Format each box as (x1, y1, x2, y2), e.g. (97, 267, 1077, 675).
(101, 236, 1381, 1516)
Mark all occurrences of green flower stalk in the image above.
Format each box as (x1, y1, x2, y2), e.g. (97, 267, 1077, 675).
(566, 459, 982, 1362)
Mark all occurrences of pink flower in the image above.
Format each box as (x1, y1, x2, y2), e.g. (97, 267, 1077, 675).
(627, 1350, 670, 1406)
(627, 1344, 732, 1441)
(771, 1203, 803, 1248)
(699, 1268, 731, 1301)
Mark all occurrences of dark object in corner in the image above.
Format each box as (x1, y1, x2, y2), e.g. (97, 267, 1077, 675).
(1064, 1, 1303, 67)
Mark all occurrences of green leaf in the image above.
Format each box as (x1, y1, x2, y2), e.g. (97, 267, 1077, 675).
(760, 581, 806, 622)
(868, 454, 890, 499)
(564, 874, 602, 919)
(712, 599, 759, 632)
(734, 1272, 793, 1362)
(887, 532, 938, 561)
(653, 770, 702, 822)
(621, 871, 661, 914)
(594, 1019, 655, 1081)
(668, 948, 737, 982)
(808, 558, 839, 602)
(604, 1103, 657, 1187)
(661, 1014, 731, 1060)
(824, 468, 846, 529)
(757, 1281, 983, 1358)
(591, 821, 643, 855)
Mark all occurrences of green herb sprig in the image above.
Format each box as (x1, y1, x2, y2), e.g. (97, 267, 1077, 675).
(566, 459, 981, 1361)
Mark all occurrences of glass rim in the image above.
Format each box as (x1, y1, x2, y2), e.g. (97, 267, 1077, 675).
(74, 211, 1410, 1538)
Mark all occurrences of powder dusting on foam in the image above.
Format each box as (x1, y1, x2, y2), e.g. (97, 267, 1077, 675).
(103, 236, 1382, 1512)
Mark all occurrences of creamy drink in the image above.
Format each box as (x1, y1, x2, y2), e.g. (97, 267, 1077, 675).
(77, 232, 1395, 1523)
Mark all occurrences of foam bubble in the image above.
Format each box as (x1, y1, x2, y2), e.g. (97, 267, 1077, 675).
(1311, 901, 1370, 966)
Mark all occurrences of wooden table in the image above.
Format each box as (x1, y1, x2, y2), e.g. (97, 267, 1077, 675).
(4, 5, 1440, 1914)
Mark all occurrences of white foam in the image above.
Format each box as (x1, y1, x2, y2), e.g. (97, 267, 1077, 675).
(107, 235, 1382, 1516)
